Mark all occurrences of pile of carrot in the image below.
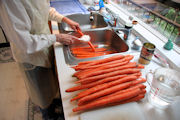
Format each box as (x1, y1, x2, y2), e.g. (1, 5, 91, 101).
(71, 45, 116, 59)
(66, 54, 147, 112)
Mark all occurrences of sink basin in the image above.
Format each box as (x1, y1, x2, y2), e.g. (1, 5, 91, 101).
(58, 13, 108, 32)
(63, 29, 129, 65)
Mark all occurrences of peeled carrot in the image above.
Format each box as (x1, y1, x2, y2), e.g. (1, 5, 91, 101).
(95, 84, 146, 101)
(88, 41, 96, 52)
(73, 68, 95, 77)
(73, 54, 124, 70)
(74, 55, 125, 71)
(78, 79, 146, 105)
(72, 51, 107, 55)
(78, 62, 143, 79)
(77, 29, 84, 36)
(129, 72, 142, 77)
(108, 94, 145, 106)
(72, 48, 108, 53)
(76, 68, 140, 84)
(74, 60, 129, 78)
(78, 85, 146, 106)
(71, 76, 138, 101)
(72, 88, 141, 112)
(71, 45, 98, 51)
(67, 74, 127, 93)
(77, 77, 146, 98)
(75, 55, 133, 71)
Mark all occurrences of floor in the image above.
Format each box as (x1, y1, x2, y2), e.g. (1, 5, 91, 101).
(0, 62, 28, 120)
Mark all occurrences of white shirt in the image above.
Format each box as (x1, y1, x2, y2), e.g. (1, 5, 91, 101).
(0, 0, 64, 67)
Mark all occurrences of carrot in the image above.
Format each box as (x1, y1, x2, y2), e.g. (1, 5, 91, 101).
(75, 68, 140, 84)
(74, 55, 125, 71)
(78, 61, 92, 65)
(71, 48, 108, 52)
(108, 94, 145, 106)
(78, 85, 146, 106)
(67, 74, 127, 93)
(75, 53, 112, 59)
(75, 53, 105, 57)
(78, 77, 146, 97)
(71, 45, 98, 51)
(78, 62, 143, 79)
(73, 68, 96, 77)
(74, 54, 124, 69)
(77, 29, 84, 36)
(72, 88, 141, 112)
(78, 79, 146, 105)
(71, 76, 138, 101)
(72, 50, 107, 54)
(75, 52, 110, 56)
(75, 55, 133, 71)
(130, 72, 142, 77)
(87, 41, 96, 52)
(74, 60, 129, 78)
(96, 84, 146, 101)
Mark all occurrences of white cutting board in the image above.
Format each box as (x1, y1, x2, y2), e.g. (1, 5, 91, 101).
(80, 102, 146, 120)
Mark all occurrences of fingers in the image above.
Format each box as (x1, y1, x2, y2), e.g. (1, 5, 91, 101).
(56, 33, 80, 45)
(72, 25, 80, 32)
(71, 26, 77, 31)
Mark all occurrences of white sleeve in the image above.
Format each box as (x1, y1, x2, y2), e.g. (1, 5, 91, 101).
(49, 7, 65, 23)
(0, 0, 56, 54)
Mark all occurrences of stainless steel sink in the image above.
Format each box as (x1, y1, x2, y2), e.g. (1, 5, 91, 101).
(63, 29, 129, 65)
(58, 13, 109, 33)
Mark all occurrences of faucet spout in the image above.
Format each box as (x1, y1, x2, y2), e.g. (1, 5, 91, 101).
(112, 26, 132, 40)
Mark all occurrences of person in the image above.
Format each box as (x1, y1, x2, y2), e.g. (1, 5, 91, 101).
(0, 0, 81, 119)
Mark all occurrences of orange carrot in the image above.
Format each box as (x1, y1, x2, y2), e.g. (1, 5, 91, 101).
(76, 68, 140, 84)
(78, 77, 146, 97)
(78, 79, 146, 105)
(73, 68, 96, 77)
(77, 29, 84, 36)
(74, 55, 133, 71)
(87, 41, 96, 52)
(72, 88, 141, 112)
(71, 45, 98, 51)
(71, 76, 138, 101)
(108, 94, 145, 106)
(74, 60, 129, 78)
(74, 55, 125, 70)
(95, 84, 146, 101)
(67, 74, 127, 93)
(73, 54, 124, 69)
(72, 48, 107, 53)
(130, 72, 142, 77)
(78, 62, 143, 79)
(78, 85, 146, 106)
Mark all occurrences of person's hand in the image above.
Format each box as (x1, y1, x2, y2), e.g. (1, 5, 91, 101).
(55, 33, 79, 45)
(62, 17, 80, 31)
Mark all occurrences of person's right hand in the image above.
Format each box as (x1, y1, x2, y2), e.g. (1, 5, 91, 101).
(55, 33, 79, 45)
(62, 17, 80, 32)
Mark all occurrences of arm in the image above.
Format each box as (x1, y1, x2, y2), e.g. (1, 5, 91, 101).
(0, 0, 56, 54)
(0, 0, 79, 54)
(49, 7, 80, 31)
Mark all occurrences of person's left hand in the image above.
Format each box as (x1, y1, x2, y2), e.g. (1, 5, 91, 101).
(62, 17, 80, 31)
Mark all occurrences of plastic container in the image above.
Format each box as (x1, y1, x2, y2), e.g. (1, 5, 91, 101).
(132, 37, 142, 50)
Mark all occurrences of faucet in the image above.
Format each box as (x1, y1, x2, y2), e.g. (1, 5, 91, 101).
(105, 8, 118, 27)
(89, 11, 110, 22)
(89, 11, 94, 21)
(113, 27, 132, 40)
